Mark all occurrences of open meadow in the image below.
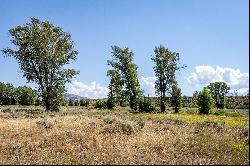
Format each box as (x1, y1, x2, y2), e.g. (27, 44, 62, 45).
(0, 106, 248, 165)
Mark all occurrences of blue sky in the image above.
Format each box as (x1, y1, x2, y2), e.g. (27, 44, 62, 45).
(0, 0, 249, 98)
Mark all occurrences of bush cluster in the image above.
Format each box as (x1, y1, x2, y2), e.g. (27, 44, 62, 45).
(197, 88, 213, 114)
(0, 82, 38, 106)
(79, 99, 90, 107)
(138, 97, 156, 113)
(94, 100, 107, 109)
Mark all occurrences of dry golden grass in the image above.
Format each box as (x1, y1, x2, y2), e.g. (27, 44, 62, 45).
(0, 106, 248, 165)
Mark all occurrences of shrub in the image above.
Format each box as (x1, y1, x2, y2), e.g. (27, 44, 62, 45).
(103, 116, 120, 124)
(138, 97, 156, 113)
(35, 98, 41, 106)
(213, 109, 226, 116)
(230, 112, 241, 117)
(0, 82, 16, 105)
(136, 119, 145, 129)
(197, 88, 213, 114)
(60, 98, 68, 106)
(103, 115, 134, 135)
(79, 99, 90, 107)
(79, 99, 84, 106)
(15, 86, 37, 106)
(68, 99, 74, 106)
(36, 118, 53, 129)
(94, 100, 106, 109)
(74, 100, 79, 106)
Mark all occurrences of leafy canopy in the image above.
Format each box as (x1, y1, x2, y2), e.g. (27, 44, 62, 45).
(197, 88, 214, 114)
(2, 17, 79, 111)
(207, 82, 230, 109)
(107, 46, 142, 110)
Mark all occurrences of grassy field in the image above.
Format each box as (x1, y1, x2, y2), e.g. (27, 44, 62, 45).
(0, 105, 249, 165)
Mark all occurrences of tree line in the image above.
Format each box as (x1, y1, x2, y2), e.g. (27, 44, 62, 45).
(1, 17, 249, 113)
(0, 82, 38, 106)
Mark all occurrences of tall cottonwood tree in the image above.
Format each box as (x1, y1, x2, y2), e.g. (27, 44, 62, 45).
(2, 17, 79, 111)
(151, 45, 186, 112)
(107, 46, 142, 110)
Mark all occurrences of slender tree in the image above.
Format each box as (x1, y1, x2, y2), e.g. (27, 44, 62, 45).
(107, 46, 142, 110)
(2, 18, 79, 111)
(170, 82, 182, 113)
(151, 45, 186, 112)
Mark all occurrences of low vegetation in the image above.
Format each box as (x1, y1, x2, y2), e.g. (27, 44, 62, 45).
(0, 106, 248, 165)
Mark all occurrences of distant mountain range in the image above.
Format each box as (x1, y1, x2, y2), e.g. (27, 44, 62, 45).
(64, 93, 87, 100)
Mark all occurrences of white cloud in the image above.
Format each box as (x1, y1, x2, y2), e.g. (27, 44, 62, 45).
(67, 76, 158, 99)
(187, 66, 249, 90)
(67, 80, 108, 99)
(139, 76, 156, 97)
(67, 66, 248, 99)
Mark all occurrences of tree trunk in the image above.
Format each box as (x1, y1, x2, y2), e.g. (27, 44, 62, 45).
(160, 95, 165, 112)
(174, 106, 178, 113)
(43, 89, 51, 111)
(44, 95, 51, 111)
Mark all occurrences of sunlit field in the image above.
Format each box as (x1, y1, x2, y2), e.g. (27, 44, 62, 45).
(0, 106, 248, 165)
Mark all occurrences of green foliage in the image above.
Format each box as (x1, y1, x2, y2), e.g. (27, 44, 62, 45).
(0, 82, 16, 105)
(60, 98, 68, 106)
(2, 17, 79, 111)
(79, 99, 90, 107)
(213, 109, 227, 116)
(212, 109, 242, 117)
(197, 88, 214, 114)
(0, 82, 38, 106)
(138, 97, 156, 113)
(190, 91, 199, 108)
(182, 95, 189, 107)
(106, 98, 115, 109)
(225, 90, 249, 109)
(35, 98, 41, 106)
(94, 100, 107, 109)
(170, 83, 182, 113)
(74, 100, 79, 106)
(68, 99, 74, 106)
(106, 69, 123, 108)
(15, 86, 37, 106)
(107, 46, 142, 110)
(151, 45, 186, 112)
(207, 82, 230, 109)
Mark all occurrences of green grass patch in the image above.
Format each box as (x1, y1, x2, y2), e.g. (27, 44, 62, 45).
(127, 111, 249, 128)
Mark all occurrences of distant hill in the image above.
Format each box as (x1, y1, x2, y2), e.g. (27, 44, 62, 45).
(64, 93, 87, 100)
